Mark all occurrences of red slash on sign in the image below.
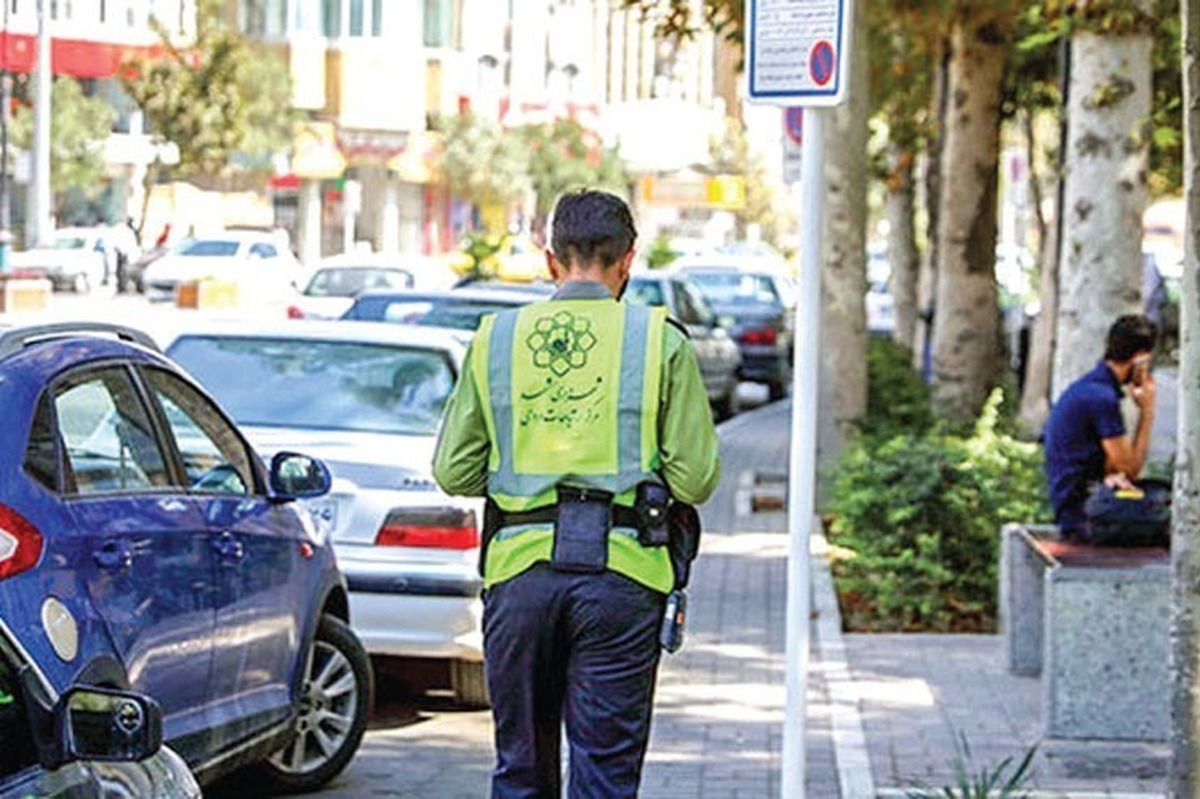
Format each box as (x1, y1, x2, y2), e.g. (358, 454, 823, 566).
(809, 40, 835, 87)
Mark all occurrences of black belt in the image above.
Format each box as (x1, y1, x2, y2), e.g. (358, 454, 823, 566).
(495, 503, 641, 530)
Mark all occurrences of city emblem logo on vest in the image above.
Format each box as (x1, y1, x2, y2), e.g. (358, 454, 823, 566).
(525, 310, 597, 376)
(519, 310, 606, 430)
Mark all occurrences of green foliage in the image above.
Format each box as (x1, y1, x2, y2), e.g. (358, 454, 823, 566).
(828, 390, 1051, 632)
(708, 117, 791, 248)
(516, 119, 627, 223)
(11, 78, 116, 209)
(458, 231, 509, 280)
(859, 338, 934, 441)
(433, 111, 530, 216)
(906, 734, 1037, 799)
(232, 43, 299, 173)
(122, 0, 245, 177)
(644, 236, 683, 270)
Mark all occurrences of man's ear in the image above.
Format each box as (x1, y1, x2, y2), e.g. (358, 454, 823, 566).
(546, 250, 565, 282)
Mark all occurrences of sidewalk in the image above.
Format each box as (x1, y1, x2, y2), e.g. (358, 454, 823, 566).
(651, 399, 1169, 799)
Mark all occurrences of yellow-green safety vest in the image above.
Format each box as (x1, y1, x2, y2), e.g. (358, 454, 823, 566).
(473, 299, 675, 593)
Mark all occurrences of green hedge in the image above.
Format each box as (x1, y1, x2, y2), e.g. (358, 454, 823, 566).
(827, 347, 1051, 632)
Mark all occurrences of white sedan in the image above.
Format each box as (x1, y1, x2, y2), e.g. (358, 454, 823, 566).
(162, 320, 487, 706)
(142, 230, 302, 304)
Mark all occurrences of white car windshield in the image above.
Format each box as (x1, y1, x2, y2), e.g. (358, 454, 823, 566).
(180, 240, 240, 257)
(167, 336, 456, 436)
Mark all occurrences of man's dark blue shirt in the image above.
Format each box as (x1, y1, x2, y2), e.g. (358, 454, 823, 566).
(1044, 361, 1126, 533)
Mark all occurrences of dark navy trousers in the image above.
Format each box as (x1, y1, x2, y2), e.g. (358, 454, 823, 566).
(483, 563, 666, 798)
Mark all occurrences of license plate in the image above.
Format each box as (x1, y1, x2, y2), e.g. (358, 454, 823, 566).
(306, 498, 338, 534)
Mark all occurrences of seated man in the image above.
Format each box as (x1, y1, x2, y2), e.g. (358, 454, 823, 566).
(1044, 314, 1161, 544)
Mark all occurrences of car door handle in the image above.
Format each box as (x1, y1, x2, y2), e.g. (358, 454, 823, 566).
(212, 532, 245, 562)
(93, 541, 132, 570)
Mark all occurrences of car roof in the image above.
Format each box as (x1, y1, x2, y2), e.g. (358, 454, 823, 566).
(315, 252, 429, 269)
(672, 254, 793, 276)
(160, 318, 468, 353)
(353, 285, 547, 304)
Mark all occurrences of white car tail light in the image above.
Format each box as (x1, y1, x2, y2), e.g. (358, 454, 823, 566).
(375, 507, 479, 550)
(0, 503, 44, 579)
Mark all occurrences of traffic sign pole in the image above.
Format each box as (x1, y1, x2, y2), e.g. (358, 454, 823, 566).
(744, 2, 851, 798)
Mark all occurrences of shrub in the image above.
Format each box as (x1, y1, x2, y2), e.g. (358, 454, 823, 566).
(828, 390, 1052, 632)
(859, 338, 934, 441)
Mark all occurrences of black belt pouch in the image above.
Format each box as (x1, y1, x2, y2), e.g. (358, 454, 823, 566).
(551, 486, 611, 573)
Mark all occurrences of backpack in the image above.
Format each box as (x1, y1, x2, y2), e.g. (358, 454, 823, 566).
(1083, 477, 1171, 547)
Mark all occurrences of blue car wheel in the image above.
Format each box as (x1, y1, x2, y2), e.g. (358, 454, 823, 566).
(259, 614, 373, 792)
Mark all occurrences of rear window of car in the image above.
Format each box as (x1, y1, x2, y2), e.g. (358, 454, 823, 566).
(306, 268, 413, 297)
(180, 240, 240, 257)
(687, 271, 781, 307)
(348, 297, 515, 330)
(626, 279, 665, 307)
(167, 336, 456, 436)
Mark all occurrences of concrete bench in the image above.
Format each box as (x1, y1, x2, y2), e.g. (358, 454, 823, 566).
(999, 523, 1170, 741)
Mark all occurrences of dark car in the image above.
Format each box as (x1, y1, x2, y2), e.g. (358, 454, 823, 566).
(0, 619, 200, 798)
(0, 322, 371, 793)
(341, 285, 551, 331)
(676, 258, 794, 400)
(626, 269, 742, 418)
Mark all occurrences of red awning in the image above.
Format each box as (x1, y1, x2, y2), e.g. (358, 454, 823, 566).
(0, 34, 158, 80)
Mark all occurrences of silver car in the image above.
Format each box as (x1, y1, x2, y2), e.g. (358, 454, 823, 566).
(162, 320, 487, 706)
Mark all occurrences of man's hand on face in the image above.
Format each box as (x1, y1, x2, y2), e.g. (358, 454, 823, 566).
(1130, 356, 1156, 412)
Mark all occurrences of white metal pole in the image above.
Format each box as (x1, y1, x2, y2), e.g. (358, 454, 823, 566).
(781, 107, 824, 799)
(27, 0, 50, 247)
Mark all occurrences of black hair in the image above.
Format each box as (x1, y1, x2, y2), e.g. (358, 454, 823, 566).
(1104, 314, 1158, 361)
(549, 189, 636, 269)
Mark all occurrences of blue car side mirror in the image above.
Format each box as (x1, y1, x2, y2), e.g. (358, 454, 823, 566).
(269, 452, 332, 500)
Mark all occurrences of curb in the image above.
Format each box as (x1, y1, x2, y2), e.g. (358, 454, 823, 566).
(810, 528, 876, 799)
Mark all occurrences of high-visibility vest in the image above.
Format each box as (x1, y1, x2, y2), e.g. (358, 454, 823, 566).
(473, 299, 675, 593)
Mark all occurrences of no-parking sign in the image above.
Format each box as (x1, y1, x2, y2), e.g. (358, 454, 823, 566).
(747, 0, 851, 106)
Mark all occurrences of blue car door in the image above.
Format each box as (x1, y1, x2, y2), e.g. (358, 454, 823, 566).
(52, 366, 216, 752)
(139, 367, 303, 742)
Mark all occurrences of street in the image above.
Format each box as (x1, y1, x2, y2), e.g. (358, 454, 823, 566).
(11, 288, 793, 798)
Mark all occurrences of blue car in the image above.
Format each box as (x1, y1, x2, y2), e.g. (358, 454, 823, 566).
(0, 322, 371, 792)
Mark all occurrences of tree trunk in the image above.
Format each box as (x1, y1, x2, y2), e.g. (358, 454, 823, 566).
(1052, 29, 1152, 396)
(1017, 206, 1059, 437)
(1170, 2, 1200, 791)
(930, 16, 1009, 425)
(913, 45, 948, 378)
(1017, 110, 1058, 437)
(886, 145, 919, 350)
(817, 0, 868, 481)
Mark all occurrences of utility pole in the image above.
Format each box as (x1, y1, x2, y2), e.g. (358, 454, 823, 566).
(26, 0, 50, 248)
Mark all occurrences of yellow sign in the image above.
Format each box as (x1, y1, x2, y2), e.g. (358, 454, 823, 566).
(292, 122, 346, 180)
(637, 174, 745, 210)
(707, 175, 746, 210)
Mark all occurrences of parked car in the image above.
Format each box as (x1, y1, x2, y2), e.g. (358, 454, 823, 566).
(0, 619, 201, 798)
(675, 257, 795, 400)
(163, 320, 489, 706)
(341, 285, 551, 333)
(142, 231, 302, 303)
(0, 322, 370, 792)
(626, 269, 742, 419)
(866, 249, 896, 337)
(287, 254, 418, 320)
(8, 227, 117, 293)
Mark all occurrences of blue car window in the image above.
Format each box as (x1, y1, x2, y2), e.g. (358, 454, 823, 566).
(141, 368, 253, 496)
(23, 393, 60, 492)
(54, 368, 170, 496)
